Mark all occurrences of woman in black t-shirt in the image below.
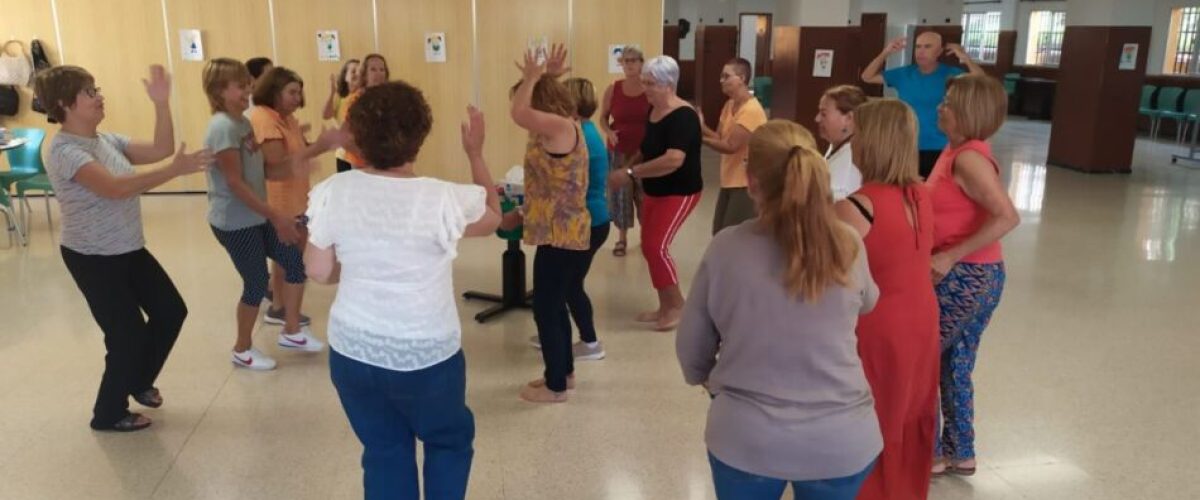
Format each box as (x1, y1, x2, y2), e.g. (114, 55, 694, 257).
(607, 55, 703, 331)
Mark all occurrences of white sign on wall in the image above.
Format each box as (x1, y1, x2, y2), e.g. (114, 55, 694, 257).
(608, 45, 626, 74)
(1119, 43, 1139, 71)
(317, 31, 341, 62)
(813, 49, 834, 78)
(425, 33, 447, 63)
(180, 29, 204, 62)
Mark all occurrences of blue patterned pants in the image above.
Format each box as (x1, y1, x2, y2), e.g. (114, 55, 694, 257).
(935, 262, 1005, 461)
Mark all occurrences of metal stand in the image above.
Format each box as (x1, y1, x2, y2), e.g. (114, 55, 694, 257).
(1170, 118, 1200, 168)
(463, 239, 533, 323)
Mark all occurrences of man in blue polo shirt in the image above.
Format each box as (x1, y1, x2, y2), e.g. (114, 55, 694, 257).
(862, 32, 984, 177)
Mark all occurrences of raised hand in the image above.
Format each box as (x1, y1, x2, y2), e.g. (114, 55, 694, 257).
(315, 126, 348, 151)
(545, 43, 572, 78)
(515, 49, 547, 83)
(460, 105, 485, 156)
(329, 73, 338, 95)
(143, 65, 171, 105)
(168, 143, 212, 175)
(883, 37, 907, 55)
(945, 43, 970, 63)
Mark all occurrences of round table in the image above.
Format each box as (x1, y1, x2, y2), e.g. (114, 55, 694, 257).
(0, 137, 29, 151)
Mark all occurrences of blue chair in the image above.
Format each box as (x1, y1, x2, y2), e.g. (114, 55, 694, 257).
(0, 128, 45, 192)
(1138, 85, 1159, 137)
(1152, 87, 1186, 141)
(5, 129, 54, 233)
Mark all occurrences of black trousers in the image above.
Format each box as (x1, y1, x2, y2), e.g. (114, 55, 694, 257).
(533, 244, 592, 392)
(61, 246, 187, 428)
(919, 150, 942, 179)
(567, 224, 611, 344)
(336, 157, 353, 173)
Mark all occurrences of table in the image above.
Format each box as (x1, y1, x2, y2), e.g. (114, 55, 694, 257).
(462, 199, 533, 323)
(0, 137, 29, 151)
(1016, 78, 1056, 120)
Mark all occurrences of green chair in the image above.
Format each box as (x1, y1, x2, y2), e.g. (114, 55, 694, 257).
(1152, 87, 1186, 141)
(8, 129, 54, 233)
(1177, 89, 1200, 144)
(1002, 73, 1019, 96)
(752, 76, 773, 110)
(1, 128, 45, 193)
(1139, 85, 1159, 137)
(0, 185, 25, 247)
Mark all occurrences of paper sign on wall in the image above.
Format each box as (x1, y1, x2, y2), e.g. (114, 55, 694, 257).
(528, 36, 549, 64)
(609, 45, 627, 74)
(813, 49, 834, 78)
(425, 33, 447, 63)
(317, 31, 341, 62)
(180, 29, 204, 62)
(1119, 43, 1139, 71)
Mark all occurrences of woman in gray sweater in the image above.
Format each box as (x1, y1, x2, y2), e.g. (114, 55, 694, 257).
(676, 120, 881, 499)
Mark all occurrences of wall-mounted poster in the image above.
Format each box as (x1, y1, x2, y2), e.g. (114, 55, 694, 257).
(1119, 43, 1139, 71)
(425, 33, 447, 63)
(609, 45, 627, 73)
(317, 31, 341, 62)
(180, 29, 204, 62)
(813, 49, 834, 78)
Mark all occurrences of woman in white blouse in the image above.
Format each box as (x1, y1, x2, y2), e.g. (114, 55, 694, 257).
(303, 81, 501, 499)
(815, 85, 868, 199)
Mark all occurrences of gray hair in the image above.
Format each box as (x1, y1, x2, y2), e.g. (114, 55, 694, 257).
(642, 55, 680, 89)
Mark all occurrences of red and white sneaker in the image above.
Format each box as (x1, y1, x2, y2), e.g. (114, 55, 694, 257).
(231, 348, 277, 371)
(278, 327, 325, 353)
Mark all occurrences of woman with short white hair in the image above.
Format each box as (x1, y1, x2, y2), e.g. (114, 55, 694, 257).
(608, 55, 703, 332)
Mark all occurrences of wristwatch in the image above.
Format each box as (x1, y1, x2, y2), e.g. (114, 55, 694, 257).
(626, 166, 635, 179)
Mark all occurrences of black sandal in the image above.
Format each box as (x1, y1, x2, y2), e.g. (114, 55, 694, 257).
(97, 413, 152, 433)
(132, 388, 163, 409)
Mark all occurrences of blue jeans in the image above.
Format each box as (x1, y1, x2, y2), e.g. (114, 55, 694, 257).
(330, 349, 475, 500)
(708, 453, 875, 500)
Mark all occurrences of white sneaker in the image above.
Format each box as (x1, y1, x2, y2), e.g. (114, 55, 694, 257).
(232, 347, 277, 371)
(573, 341, 606, 361)
(278, 327, 325, 352)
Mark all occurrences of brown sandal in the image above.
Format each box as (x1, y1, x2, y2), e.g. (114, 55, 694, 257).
(613, 240, 627, 257)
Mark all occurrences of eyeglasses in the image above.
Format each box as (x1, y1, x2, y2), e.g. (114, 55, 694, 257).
(83, 87, 102, 98)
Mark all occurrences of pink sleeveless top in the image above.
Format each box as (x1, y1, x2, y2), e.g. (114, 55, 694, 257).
(926, 140, 1003, 264)
(609, 79, 651, 155)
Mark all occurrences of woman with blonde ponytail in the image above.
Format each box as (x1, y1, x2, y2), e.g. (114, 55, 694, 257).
(676, 120, 882, 499)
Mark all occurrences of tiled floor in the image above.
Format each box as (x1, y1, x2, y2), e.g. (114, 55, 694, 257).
(2, 118, 1198, 499)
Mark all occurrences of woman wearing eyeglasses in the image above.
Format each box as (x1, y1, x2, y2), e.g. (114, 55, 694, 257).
(598, 46, 650, 257)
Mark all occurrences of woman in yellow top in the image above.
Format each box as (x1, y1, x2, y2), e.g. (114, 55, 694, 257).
(247, 67, 333, 326)
(701, 58, 768, 235)
(322, 58, 360, 173)
(341, 54, 389, 169)
(506, 45, 591, 404)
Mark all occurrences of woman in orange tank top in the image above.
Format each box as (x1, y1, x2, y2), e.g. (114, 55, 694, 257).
(926, 74, 1020, 477)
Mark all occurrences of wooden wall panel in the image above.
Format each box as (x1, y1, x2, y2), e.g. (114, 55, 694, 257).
(858, 13, 887, 97)
(695, 25, 737, 130)
(165, 0, 274, 191)
(572, 0, 663, 128)
(476, 0, 569, 176)
(377, 0, 475, 182)
(57, 0, 183, 189)
(273, 0, 376, 181)
(770, 26, 859, 147)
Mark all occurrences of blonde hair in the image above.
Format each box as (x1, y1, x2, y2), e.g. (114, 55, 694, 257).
(944, 74, 1008, 141)
(748, 120, 859, 301)
(851, 99, 921, 186)
(564, 78, 597, 118)
(821, 85, 867, 114)
(202, 58, 251, 113)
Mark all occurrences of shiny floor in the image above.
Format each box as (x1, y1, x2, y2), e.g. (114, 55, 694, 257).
(2, 118, 1198, 499)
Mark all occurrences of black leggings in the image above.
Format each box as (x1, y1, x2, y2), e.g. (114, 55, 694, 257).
(61, 247, 187, 428)
(533, 244, 592, 392)
(567, 224, 610, 343)
(336, 157, 353, 173)
(919, 150, 942, 179)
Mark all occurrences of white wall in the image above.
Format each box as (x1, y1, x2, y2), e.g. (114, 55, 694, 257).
(964, 0, 1018, 30)
(919, 0, 963, 25)
(863, 0, 917, 68)
(670, 0, 782, 60)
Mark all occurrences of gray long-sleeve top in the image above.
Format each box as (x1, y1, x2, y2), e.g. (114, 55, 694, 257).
(676, 220, 883, 481)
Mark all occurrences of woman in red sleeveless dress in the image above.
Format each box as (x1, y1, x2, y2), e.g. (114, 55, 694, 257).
(599, 46, 652, 256)
(835, 99, 940, 500)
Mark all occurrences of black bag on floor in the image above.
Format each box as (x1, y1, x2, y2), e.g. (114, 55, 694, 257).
(0, 85, 18, 116)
